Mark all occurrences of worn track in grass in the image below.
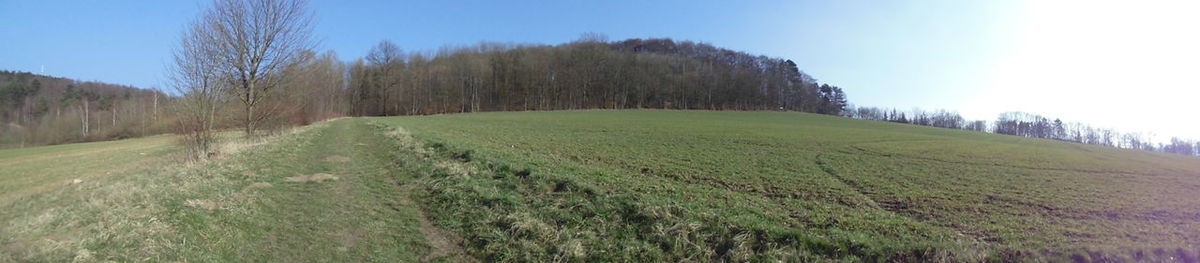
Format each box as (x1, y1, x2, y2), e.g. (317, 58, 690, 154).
(0, 120, 473, 262)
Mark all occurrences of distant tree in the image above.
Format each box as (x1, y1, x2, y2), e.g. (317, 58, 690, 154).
(33, 97, 49, 116)
(365, 40, 403, 115)
(1052, 119, 1065, 140)
(965, 120, 988, 132)
(1164, 138, 1196, 156)
(817, 84, 847, 115)
(279, 50, 347, 123)
(0, 81, 24, 114)
(61, 85, 95, 137)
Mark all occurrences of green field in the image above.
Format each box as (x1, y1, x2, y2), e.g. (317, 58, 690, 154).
(2, 111, 1198, 262)
(374, 110, 1200, 261)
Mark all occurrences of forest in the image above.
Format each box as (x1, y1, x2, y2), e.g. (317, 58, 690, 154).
(0, 70, 169, 147)
(346, 35, 847, 116)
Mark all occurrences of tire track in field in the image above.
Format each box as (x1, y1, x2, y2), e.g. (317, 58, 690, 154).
(387, 179, 476, 263)
(812, 153, 880, 209)
(833, 141, 1200, 243)
(813, 152, 1000, 243)
(845, 143, 1155, 176)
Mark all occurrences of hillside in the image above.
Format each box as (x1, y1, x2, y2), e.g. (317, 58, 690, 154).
(375, 110, 1200, 261)
(2, 111, 1198, 262)
(0, 70, 170, 147)
(347, 37, 848, 116)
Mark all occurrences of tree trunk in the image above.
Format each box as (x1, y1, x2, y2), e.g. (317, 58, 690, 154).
(245, 102, 255, 137)
(245, 82, 256, 137)
(80, 99, 89, 137)
(153, 91, 159, 122)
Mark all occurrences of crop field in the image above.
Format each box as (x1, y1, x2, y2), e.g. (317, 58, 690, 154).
(2, 110, 1198, 262)
(374, 110, 1200, 261)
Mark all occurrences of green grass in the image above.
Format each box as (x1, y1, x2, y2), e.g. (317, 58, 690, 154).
(372, 110, 1200, 261)
(0, 120, 468, 262)
(0, 135, 176, 204)
(3, 110, 1198, 262)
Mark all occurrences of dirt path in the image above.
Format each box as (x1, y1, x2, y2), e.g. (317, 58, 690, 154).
(1, 119, 474, 262)
(390, 180, 475, 262)
(148, 119, 478, 262)
(333, 120, 473, 262)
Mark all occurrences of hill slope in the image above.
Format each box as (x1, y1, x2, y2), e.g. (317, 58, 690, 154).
(2, 111, 1197, 262)
(0, 121, 470, 262)
(374, 110, 1200, 261)
(0, 70, 170, 148)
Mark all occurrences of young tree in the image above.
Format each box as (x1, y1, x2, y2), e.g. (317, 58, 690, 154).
(169, 18, 226, 156)
(204, 0, 314, 136)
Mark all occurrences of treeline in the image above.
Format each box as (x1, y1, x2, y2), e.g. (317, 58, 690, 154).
(0, 70, 171, 148)
(847, 106, 1200, 157)
(347, 35, 848, 116)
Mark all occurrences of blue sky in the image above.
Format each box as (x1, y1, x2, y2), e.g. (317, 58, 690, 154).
(1, 0, 1196, 140)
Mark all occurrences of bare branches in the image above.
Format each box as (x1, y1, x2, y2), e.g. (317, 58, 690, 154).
(203, 0, 315, 136)
(168, 0, 314, 157)
(169, 16, 226, 157)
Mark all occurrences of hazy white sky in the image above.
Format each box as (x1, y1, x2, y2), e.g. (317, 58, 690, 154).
(968, 0, 1200, 141)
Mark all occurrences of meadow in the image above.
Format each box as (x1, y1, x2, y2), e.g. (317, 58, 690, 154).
(0, 121, 470, 262)
(2, 110, 1198, 262)
(375, 110, 1200, 261)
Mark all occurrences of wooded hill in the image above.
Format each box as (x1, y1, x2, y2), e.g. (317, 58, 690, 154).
(0, 71, 170, 147)
(348, 35, 849, 116)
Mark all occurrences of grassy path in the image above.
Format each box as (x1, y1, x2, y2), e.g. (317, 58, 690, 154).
(165, 119, 471, 262)
(1, 119, 472, 262)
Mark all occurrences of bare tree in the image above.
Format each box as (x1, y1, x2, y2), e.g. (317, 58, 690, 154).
(366, 40, 403, 115)
(279, 50, 347, 124)
(169, 18, 226, 157)
(204, 0, 314, 136)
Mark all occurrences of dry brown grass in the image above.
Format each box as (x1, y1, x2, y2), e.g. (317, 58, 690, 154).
(245, 182, 273, 189)
(0, 120, 342, 262)
(184, 199, 221, 210)
(323, 155, 351, 163)
(284, 173, 339, 183)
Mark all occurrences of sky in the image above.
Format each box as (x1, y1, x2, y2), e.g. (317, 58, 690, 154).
(1, 0, 1196, 141)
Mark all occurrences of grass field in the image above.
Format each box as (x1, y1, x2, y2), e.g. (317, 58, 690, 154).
(374, 110, 1200, 261)
(0, 121, 470, 262)
(2, 110, 1198, 262)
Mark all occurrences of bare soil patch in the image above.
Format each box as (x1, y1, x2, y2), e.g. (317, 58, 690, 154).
(284, 173, 339, 183)
(323, 155, 352, 163)
(386, 178, 474, 262)
(246, 182, 273, 189)
(333, 228, 365, 250)
(184, 199, 220, 210)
